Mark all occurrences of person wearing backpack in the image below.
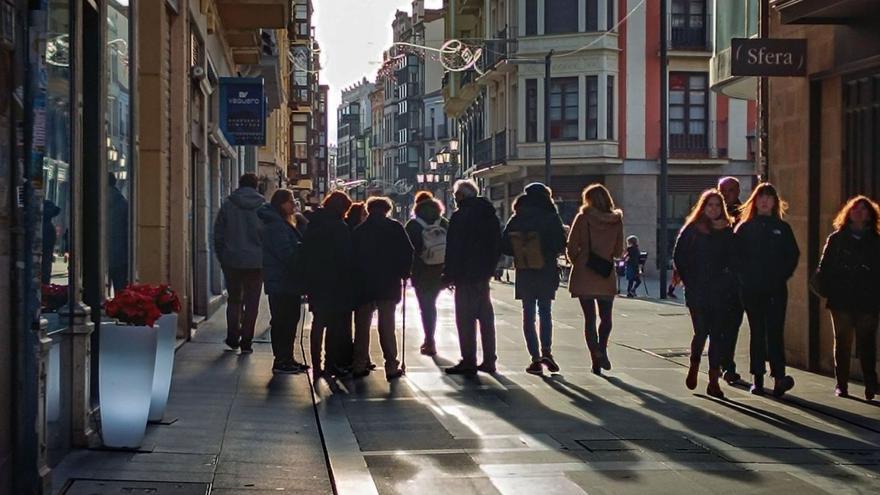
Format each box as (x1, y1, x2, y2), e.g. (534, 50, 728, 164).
(258, 189, 308, 374)
(405, 192, 449, 356)
(501, 183, 567, 375)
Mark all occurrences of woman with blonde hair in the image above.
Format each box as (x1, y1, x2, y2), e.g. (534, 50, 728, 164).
(815, 195, 880, 400)
(733, 183, 800, 397)
(673, 189, 737, 398)
(566, 184, 624, 374)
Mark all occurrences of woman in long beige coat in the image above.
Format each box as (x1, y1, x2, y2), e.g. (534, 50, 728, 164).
(566, 184, 624, 374)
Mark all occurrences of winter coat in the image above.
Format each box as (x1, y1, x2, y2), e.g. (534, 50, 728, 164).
(258, 205, 304, 296)
(817, 228, 880, 313)
(213, 187, 266, 270)
(566, 207, 624, 298)
(733, 215, 800, 296)
(442, 196, 502, 285)
(300, 207, 355, 313)
(672, 223, 738, 309)
(405, 201, 449, 293)
(501, 199, 566, 300)
(352, 214, 414, 304)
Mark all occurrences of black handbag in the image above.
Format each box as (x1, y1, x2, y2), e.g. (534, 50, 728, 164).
(585, 223, 614, 278)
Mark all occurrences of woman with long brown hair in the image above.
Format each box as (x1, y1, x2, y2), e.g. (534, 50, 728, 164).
(815, 195, 880, 400)
(673, 189, 737, 398)
(566, 184, 624, 374)
(734, 183, 800, 397)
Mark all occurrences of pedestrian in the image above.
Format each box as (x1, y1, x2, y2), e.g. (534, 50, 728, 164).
(624, 236, 642, 298)
(673, 189, 737, 398)
(301, 191, 355, 378)
(351, 197, 413, 380)
(346, 201, 367, 231)
(501, 182, 567, 375)
(405, 191, 449, 357)
(294, 199, 310, 234)
(258, 189, 308, 374)
(42, 199, 61, 284)
(213, 173, 266, 354)
(733, 182, 800, 396)
(442, 180, 502, 376)
(814, 195, 880, 401)
(717, 176, 744, 384)
(566, 184, 624, 375)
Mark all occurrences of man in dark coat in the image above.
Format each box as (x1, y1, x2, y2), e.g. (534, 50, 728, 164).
(718, 176, 745, 384)
(351, 197, 413, 380)
(442, 180, 502, 375)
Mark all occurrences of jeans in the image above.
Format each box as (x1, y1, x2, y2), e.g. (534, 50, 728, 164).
(578, 297, 614, 362)
(830, 310, 878, 389)
(415, 286, 441, 344)
(454, 280, 496, 367)
(224, 268, 263, 346)
(522, 298, 553, 359)
(626, 277, 642, 295)
(353, 300, 400, 374)
(310, 310, 353, 371)
(744, 288, 788, 378)
(688, 305, 726, 369)
(721, 306, 744, 375)
(268, 293, 301, 363)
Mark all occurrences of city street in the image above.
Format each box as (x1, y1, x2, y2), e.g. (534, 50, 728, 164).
(54, 280, 880, 494)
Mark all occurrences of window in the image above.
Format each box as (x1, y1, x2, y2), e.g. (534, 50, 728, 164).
(843, 72, 880, 200)
(526, 0, 538, 35)
(607, 0, 615, 30)
(606, 75, 614, 140)
(546, 0, 579, 34)
(586, 76, 598, 140)
(671, 0, 707, 49)
(669, 72, 708, 153)
(550, 77, 578, 141)
(585, 0, 598, 31)
(526, 79, 538, 142)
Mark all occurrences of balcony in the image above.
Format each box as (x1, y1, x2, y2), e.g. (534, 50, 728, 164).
(474, 137, 493, 169)
(669, 133, 718, 159)
(494, 130, 507, 163)
(670, 14, 710, 51)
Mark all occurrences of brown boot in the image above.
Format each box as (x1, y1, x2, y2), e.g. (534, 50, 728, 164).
(707, 367, 725, 399)
(686, 360, 700, 390)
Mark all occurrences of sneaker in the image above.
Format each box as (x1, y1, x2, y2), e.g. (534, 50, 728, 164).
(445, 362, 477, 376)
(477, 362, 497, 374)
(723, 370, 742, 385)
(626, 292, 634, 298)
(224, 337, 240, 350)
(272, 361, 303, 374)
(541, 355, 560, 373)
(239, 343, 253, 354)
(750, 375, 765, 395)
(526, 361, 543, 375)
(386, 368, 405, 381)
(772, 376, 795, 397)
(834, 385, 849, 398)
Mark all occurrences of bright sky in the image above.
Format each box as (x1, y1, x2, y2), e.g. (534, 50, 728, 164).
(314, 0, 443, 145)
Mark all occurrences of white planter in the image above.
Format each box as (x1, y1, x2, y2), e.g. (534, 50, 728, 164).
(149, 313, 178, 422)
(99, 322, 157, 449)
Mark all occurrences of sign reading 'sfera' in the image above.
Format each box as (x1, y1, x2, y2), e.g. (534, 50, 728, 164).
(219, 77, 266, 146)
(731, 38, 807, 77)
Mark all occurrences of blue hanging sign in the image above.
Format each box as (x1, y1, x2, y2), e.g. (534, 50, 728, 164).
(219, 77, 266, 145)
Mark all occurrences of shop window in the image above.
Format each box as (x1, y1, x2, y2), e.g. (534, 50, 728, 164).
(843, 73, 880, 200)
(669, 72, 708, 155)
(546, 0, 579, 34)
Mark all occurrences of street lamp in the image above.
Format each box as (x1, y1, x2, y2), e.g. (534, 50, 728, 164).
(449, 138, 459, 152)
(507, 50, 553, 186)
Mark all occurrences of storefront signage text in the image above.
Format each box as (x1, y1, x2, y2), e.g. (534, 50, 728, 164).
(218, 77, 265, 146)
(731, 38, 807, 77)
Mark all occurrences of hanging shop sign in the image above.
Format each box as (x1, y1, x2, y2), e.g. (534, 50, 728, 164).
(731, 38, 807, 77)
(218, 77, 266, 146)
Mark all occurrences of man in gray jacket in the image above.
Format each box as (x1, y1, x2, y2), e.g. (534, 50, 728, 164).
(214, 173, 266, 353)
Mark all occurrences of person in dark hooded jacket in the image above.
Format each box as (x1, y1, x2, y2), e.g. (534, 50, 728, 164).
(501, 183, 566, 375)
(351, 197, 413, 380)
(405, 191, 449, 356)
(42, 200, 61, 284)
(258, 189, 308, 374)
(443, 180, 502, 375)
(301, 191, 355, 378)
(214, 173, 266, 353)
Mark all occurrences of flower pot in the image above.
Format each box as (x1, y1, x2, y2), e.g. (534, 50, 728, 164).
(99, 322, 157, 449)
(149, 313, 178, 422)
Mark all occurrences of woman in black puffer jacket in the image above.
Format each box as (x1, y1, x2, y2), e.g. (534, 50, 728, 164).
(816, 195, 880, 401)
(673, 189, 738, 398)
(733, 183, 800, 397)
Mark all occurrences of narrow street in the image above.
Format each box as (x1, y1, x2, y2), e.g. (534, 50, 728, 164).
(55, 282, 880, 494)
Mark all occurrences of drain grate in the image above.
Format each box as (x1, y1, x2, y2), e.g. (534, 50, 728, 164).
(61, 479, 210, 495)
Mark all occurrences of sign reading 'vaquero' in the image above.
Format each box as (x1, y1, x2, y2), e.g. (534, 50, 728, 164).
(731, 38, 807, 77)
(219, 77, 266, 146)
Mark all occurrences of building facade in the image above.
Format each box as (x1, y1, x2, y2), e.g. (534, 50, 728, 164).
(336, 78, 373, 198)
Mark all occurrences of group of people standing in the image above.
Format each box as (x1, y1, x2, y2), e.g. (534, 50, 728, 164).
(213, 172, 878, 402)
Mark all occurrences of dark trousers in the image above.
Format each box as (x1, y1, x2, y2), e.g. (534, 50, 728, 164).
(744, 288, 788, 378)
(579, 297, 614, 362)
(310, 310, 353, 371)
(224, 268, 263, 345)
(454, 280, 496, 367)
(268, 293, 301, 363)
(626, 277, 641, 294)
(353, 300, 400, 374)
(830, 310, 878, 389)
(721, 305, 744, 374)
(688, 305, 726, 369)
(415, 286, 441, 344)
(522, 298, 553, 359)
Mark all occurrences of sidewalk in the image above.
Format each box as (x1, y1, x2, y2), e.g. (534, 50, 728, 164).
(52, 297, 334, 495)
